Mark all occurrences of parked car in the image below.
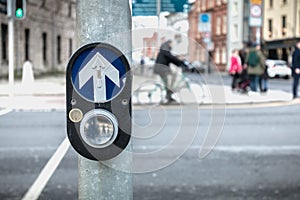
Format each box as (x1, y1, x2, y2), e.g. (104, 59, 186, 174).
(265, 59, 292, 79)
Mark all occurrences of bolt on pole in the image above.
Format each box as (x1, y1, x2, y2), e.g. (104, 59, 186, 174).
(76, 0, 133, 200)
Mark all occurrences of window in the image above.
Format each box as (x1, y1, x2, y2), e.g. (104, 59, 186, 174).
(233, 2, 238, 16)
(215, 46, 220, 64)
(69, 38, 73, 57)
(222, 46, 226, 64)
(201, 48, 206, 62)
(208, 0, 214, 8)
(201, 0, 206, 10)
(282, 15, 287, 36)
(222, 15, 227, 34)
(42, 32, 47, 62)
(299, 11, 300, 35)
(57, 35, 61, 64)
(268, 19, 273, 37)
(216, 16, 221, 35)
(25, 28, 30, 60)
(68, 3, 72, 18)
(269, 0, 273, 8)
(231, 24, 238, 42)
(1, 24, 8, 61)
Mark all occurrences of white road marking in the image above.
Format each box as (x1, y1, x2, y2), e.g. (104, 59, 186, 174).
(133, 145, 300, 154)
(211, 145, 300, 153)
(0, 146, 57, 152)
(0, 108, 13, 116)
(22, 138, 70, 200)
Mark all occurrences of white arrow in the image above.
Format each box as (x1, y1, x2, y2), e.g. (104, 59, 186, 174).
(79, 52, 120, 102)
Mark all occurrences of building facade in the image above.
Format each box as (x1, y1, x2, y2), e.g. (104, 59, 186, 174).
(227, 0, 249, 69)
(227, 0, 244, 52)
(188, 0, 228, 72)
(263, 0, 300, 63)
(0, 0, 76, 77)
(189, 0, 265, 71)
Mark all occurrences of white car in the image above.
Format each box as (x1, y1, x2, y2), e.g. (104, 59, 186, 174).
(265, 59, 292, 79)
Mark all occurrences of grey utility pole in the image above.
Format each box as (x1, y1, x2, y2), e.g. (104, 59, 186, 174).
(7, 0, 15, 95)
(76, 0, 132, 200)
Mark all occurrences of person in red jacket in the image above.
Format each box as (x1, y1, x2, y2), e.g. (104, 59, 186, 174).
(229, 49, 243, 91)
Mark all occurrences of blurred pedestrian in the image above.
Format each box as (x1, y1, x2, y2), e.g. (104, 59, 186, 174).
(292, 41, 300, 99)
(246, 43, 266, 92)
(237, 43, 251, 93)
(140, 56, 145, 75)
(229, 49, 243, 91)
(239, 42, 250, 67)
(259, 63, 269, 93)
(153, 40, 187, 104)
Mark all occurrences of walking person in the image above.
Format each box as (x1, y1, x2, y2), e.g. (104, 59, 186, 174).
(259, 64, 269, 93)
(237, 43, 251, 93)
(229, 49, 243, 91)
(153, 40, 187, 104)
(140, 56, 145, 75)
(292, 41, 300, 99)
(246, 43, 266, 92)
(239, 42, 250, 67)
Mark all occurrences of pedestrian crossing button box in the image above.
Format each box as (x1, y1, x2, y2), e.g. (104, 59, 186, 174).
(66, 42, 131, 161)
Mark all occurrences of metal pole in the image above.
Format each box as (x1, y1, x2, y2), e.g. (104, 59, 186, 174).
(206, 48, 210, 74)
(157, 0, 161, 26)
(157, 0, 161, 51)
(256, 27, 261, 45)
(76, 1, 132, 200)
(294, 0, 297, 38)
(8, 1, 14, 95)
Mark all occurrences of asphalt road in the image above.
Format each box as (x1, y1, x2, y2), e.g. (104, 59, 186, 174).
(1, 101, 300, 200)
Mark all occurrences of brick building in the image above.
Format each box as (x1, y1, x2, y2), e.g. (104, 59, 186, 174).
(0, 0, 76, 77)
(188, 0, 228, 71)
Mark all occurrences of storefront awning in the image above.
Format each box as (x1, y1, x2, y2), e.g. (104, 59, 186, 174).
(264, 38, 300, 49)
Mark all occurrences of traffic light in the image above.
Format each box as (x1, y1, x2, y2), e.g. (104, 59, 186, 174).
(15, 0, 26, 19)
(66, 42, 132, 161)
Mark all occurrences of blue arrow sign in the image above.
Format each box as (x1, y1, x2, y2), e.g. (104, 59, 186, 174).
(201, 13, 210, 23)
(70, 43, 127, 103)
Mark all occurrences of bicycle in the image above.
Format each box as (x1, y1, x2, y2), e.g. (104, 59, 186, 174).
(133, 65, 206, 105)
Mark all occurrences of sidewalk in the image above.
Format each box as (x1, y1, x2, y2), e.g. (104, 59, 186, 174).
(133, 74, 293, 105)
(0, 76, 66, 111)
(0, 73, 294, 111)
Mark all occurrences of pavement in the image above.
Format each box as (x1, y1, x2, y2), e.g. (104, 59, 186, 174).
(133, 73, 293, 105)
(0, 73, 294, 111)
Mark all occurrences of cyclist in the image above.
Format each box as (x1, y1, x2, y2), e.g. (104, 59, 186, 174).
(153, 40, 187, 104)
